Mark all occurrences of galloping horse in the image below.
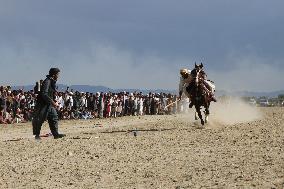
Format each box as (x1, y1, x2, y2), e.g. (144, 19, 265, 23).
(189, 63, 211, 125)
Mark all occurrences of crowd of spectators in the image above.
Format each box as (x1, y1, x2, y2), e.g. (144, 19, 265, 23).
(0, 85, 190, 124)
(0, 86, 35, 124)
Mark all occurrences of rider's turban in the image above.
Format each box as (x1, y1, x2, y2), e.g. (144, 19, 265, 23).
(180, 69, 189, 76)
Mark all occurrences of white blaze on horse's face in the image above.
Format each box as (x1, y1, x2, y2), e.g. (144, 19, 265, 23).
(195, 69, 200, 86)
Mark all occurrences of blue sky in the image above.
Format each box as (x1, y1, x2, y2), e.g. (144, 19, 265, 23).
(0, 0, 283, 91)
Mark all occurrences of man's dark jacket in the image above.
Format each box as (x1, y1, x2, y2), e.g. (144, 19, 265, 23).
(34, 75, 56, 121)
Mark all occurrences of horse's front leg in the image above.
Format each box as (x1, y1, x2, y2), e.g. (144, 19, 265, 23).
(205, 107, 210, 123)
(195, 105, 204, 125)
(195, 111, 199, 120)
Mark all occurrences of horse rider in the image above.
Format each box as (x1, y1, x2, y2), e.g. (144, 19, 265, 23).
(178, 68, 193, 105)
(195, 63, 217, 102)
(179, 65, 217, 108)
(190, 63, 217, 104)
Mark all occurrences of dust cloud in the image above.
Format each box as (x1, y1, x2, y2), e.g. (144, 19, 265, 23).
(210, 97, 262, 125)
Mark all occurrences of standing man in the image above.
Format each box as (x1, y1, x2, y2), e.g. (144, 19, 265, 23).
(32, 68, 66, 140)
(98, 92, 104, 118)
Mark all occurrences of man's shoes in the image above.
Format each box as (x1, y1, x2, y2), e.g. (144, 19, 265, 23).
(211, 95, 217, 102)
(54, 134, 66, 139)
(35, 135, 41, 140)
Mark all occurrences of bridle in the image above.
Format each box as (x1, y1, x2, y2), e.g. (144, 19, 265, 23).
(192, 68, 201, 87)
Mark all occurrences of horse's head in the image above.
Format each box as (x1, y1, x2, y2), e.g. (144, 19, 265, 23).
(194, 62, 203, 72)
(191, 62, 204, 87)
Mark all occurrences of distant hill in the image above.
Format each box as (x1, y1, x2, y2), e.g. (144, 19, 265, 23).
(12, 84, 112, 93)
(57, 85, 112, 93)
(11, 84, 284, 97)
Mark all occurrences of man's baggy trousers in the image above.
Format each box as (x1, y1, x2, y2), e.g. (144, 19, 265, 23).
(32, 105, 59, 136)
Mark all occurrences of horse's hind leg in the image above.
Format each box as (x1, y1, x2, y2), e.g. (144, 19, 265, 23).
(195, 106, 204, 125)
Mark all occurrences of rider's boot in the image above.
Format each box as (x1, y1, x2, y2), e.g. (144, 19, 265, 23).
(211, 93, 217, 102)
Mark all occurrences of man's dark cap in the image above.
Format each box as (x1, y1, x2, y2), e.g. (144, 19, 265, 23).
(49, 68, 60, 76)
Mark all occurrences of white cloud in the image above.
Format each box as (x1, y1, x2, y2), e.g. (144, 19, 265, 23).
(0, 41, 283, 92)
(210, 54, 284, 92)
(59, 43, 186, 90)
(0, 41, 186, 90)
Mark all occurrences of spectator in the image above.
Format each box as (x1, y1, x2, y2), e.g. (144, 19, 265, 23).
(0, 84, 184, 124)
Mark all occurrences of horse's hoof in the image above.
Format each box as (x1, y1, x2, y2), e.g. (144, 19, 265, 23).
(201, 120, 205, 125)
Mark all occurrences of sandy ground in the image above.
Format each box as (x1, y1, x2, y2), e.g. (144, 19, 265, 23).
(0, 101, 284, 189)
